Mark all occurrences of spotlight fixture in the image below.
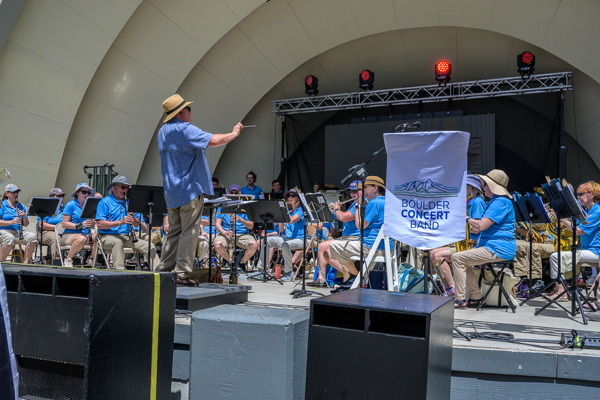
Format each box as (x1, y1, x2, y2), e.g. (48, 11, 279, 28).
(359, 70, 374, 91)
(435, 60, 452, 85)
(305, 75, 319, 96)
(517, 51, 535, 78)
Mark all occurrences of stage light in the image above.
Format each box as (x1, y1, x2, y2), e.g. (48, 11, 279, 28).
(359, 70, 374, 91)
(435, 61, 452, 85)
(305, 75, 319, 96)
(517, 51, 535, 78)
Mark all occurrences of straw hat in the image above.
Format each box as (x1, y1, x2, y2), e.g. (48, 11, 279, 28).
(363, 176, 386, 190)
(478, 170, 511, 199)
(162, 94, 193, 123)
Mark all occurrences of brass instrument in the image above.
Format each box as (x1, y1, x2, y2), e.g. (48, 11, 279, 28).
(517, 221, 544, 243)
(543, 197, 574, 251)
(455, 194, 477, 252)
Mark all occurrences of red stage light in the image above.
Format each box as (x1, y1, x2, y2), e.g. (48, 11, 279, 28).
(521, 51, 534, 65)
(436, 61, 450, 74)
(305, 75, 319, 95)
(359, 70, 375, 90)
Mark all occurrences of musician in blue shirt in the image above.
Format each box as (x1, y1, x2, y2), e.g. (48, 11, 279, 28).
(96, 175, 160, 270)
(452, 170, 516, 309)
(0, 184, 37, 264)
(37, 187, 66, 263)
(214, 185, 257, 270)
(330, 176, 388, 285)
(240, 171, 264, 199)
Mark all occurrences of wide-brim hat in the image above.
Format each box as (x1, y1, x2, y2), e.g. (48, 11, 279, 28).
(71, 183, 93, 198)
(162, 94, 193, 123)
(363, 176, 386, 190)
(283, 188, 299, 198)
(106, 175, 131, 192)
(478, 169, 512, 199)
(466, 174, 482, 192)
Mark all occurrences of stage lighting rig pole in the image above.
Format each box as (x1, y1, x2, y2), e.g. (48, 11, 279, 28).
(559, 88, 567, 180)
(278, 113, 288, 189)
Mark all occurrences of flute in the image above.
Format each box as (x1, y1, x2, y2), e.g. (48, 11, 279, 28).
(328, 197, 356, 209)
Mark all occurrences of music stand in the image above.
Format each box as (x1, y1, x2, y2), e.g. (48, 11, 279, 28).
(244, 200, 291, 284)
(219, 201, 254, 281)
(515, 192, 551, 304)
(127, 186, 167, 270)
(28, 197, 61, 265)
(535, 179, 591, 324)
(79, 197, 106, 267)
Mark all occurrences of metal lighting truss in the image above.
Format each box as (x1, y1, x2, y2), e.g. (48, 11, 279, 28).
(271, 71, 573, 115)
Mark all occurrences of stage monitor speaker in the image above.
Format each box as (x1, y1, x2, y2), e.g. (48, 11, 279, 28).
(305, 289, 453, 400)
(2, 264, 176, 400)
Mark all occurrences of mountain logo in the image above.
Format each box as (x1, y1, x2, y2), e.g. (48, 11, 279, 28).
(394, 179, 459, 198)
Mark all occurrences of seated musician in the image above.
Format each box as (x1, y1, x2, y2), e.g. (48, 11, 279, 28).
(513, 219, 554, 282)
(96, 175, 160, 269)
(240, 171, 264, 199)
(61, 183, 97, 267)
(548, 181, 600, 304)
(430, 175, 487, 295)
(255, 188, 305, 281)
(214, 185, 257, 271)
(310, 180, 362, 287)
(451, 170, 516, 309)
(329, 176, 388, 286)
(271, 179, 283, 194)
(0, 184, 38, 263)
(37, 187, 66, 263)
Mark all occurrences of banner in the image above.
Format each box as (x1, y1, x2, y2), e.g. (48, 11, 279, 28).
(383, 131, 469, 249)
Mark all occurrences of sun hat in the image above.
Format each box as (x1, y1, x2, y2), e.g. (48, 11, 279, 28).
(162, 94, 193, 123)
(363, 176, 386, 190)
(49, 188, 65, 196)
(5, 184, 20, 192)
(71, 183, 93, 198)
(478, 169, 512, 199)
(466, 174, 482, 192)
(106, 175, 131, 193)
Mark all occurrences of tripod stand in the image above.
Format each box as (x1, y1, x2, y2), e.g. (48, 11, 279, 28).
(290, 193, 327, 299)
(244, 200, 291, 284)
(404, 250, 444, 295)
(28, 197, 62, 265)
(534, 179, 591, 324)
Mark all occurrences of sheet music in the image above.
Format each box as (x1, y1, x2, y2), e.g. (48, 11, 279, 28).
(299, 193, 318, 222)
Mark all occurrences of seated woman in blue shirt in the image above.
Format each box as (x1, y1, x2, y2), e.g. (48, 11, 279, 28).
(451, 170, 516, 309)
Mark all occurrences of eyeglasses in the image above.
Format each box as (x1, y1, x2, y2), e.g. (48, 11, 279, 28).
(348, 190, 358, 194)
(185, 106, 191, 112)
(576, 191, 592, 197)
(230, 191, 240, 194)
(117, 185, 129, 190)
(286, 194, 298, 198)
(53, 194, 65, 198)
(80, 190, 92, 195)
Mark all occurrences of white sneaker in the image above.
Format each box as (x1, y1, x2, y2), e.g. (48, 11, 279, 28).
(64, 257, 73, 267)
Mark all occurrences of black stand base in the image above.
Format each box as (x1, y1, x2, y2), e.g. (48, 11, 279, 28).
(289, 288, 325, 299)
(534, 276, 592, 325)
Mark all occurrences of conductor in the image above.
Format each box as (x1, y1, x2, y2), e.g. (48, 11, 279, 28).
(155, 94, 244, 286)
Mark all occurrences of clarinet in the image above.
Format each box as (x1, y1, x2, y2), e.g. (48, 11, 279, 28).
(124, 195, 138, 243)
(16, 196, 23, 240)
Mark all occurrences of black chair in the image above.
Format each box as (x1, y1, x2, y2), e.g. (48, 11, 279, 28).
(477, 260, 517, 313)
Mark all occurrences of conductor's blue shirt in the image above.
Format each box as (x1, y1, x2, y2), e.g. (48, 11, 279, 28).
(158, 118, 213, 208)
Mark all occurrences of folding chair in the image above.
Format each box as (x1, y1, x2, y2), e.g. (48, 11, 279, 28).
(350, 227, 399, 291)
(55, 223, 109, 267)
(477, 261, 517, 312)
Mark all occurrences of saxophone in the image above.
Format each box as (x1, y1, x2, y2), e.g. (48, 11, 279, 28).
(544, 203, 573, 251)
(455, 194, 477, 252)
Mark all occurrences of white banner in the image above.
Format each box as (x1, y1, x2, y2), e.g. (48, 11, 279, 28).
(383, 131, 469, 249)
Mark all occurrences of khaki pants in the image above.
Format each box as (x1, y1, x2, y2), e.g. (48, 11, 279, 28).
(513, 240, 554, 278)
(40, 230, 59, 259)
(451, 247, 506, 301)
(101, 233, 160, 270)
(156, 195, 203, 278)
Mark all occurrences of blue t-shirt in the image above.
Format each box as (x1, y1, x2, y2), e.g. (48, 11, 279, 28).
(63, 200, 91, 235)
(0, 199, 26, 231)
(96, 194, 129, 235)
(468, 195, 487, 241)
(202, 215, 217, 234)
(38, 204, 64, 226)
(476, 195, 516, 260)
(216, 209, 250, 235)
(363, 196, 386, 249)
(579, 203, 600, 255)
(240, 185, 264, 199)
(341, 202, 360, 237)
(157, 118, 213, 209)
(285, 207, 304, 239)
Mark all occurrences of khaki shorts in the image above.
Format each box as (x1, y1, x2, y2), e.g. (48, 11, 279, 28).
(214, 234, 255, 249)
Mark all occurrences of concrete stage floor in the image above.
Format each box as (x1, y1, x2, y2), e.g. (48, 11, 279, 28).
(233, 272, 600, 357)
